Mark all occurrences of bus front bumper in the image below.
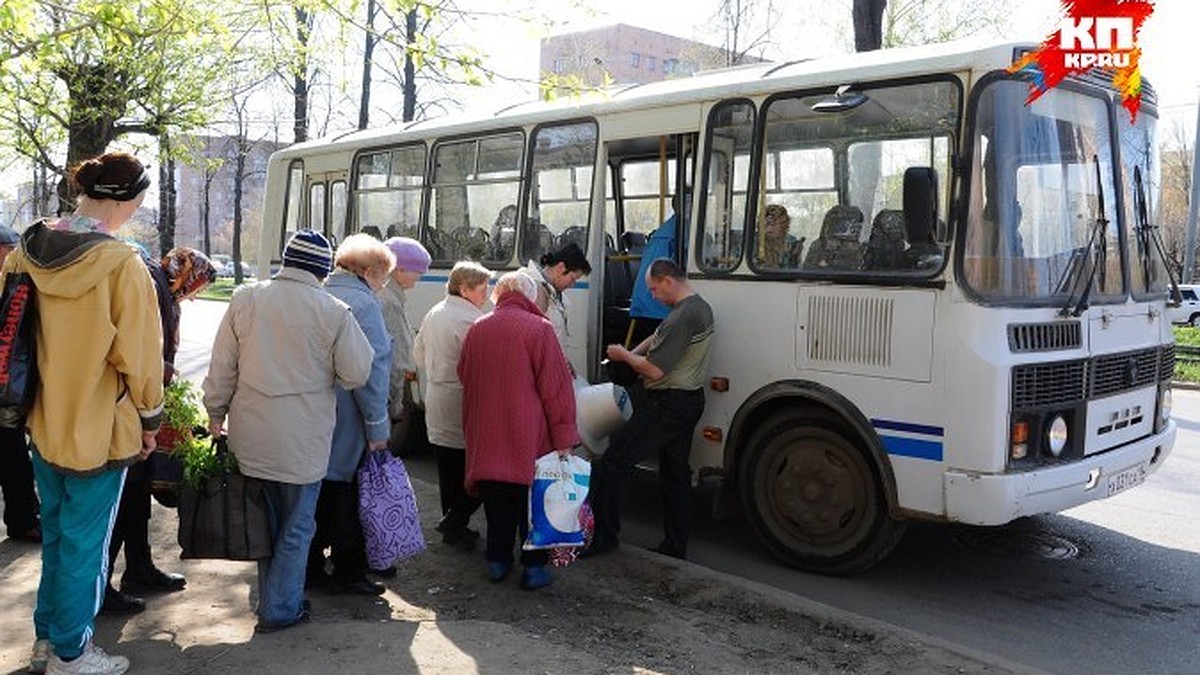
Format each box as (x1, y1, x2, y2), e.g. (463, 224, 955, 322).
(943, 420, 1176, 526)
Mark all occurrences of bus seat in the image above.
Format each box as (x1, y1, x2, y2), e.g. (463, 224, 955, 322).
(902, 167, 943, 269)
(803, 205, 864, 270)
(862, 209, 908, 271)
(558, 226, 588, 252)
(446, 227, 490, 261)
(603, 235, 635, 348)
(621, 231, 646, 254)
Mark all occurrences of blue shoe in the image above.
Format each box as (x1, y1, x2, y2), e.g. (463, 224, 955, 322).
(487, 561, 512, 583)
(519, 566, 553, 590)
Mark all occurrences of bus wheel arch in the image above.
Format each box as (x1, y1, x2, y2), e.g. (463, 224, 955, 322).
(727, 382, 907, 575)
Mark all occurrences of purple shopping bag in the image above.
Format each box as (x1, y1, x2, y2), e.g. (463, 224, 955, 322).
(357, 450, 425, 569)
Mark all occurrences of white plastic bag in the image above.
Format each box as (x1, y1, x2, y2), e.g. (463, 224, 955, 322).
(524, 452, 590, 550)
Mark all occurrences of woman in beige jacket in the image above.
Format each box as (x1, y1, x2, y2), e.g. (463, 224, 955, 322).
(412, 261, 491, 549)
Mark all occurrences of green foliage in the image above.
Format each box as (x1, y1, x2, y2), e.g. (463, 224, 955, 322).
(0, 0, 236, 178)
(158, 379, 237, 487)
(181, 437, 239, 488)
(1171, 325, 1200, 346)
(1172, 326, 1200, 382)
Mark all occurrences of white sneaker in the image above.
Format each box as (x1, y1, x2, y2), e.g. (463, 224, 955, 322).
(45, 641, 129, 675)
(29, 638, 53, 673)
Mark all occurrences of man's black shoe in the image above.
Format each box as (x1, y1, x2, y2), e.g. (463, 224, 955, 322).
(579, 538, 619, 558)
(329, 579, 386, 596)
(650, 542, 685, 560)
(101, 587, 146, 615)
(121, 567, 187, 594)
(254, 603, 311, 634)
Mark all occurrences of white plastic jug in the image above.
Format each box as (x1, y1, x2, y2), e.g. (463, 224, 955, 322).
(573, 376, 633, 456)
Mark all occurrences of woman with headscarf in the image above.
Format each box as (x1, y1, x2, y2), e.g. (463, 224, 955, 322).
(102, 248, 217, 615)
(5, 151, 163, 674)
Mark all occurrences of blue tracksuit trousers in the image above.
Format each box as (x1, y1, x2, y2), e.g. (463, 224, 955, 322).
(30, 452, 125, 660)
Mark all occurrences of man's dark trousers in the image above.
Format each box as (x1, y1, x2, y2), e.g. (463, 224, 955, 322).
(590, 382, 704, 557)
(0, 426, 39, 536)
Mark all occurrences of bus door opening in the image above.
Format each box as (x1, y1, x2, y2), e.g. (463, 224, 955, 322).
(601, 133, 695, 384)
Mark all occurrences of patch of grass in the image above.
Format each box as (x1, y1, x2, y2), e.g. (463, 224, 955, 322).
(1173, 326, 1200, 382)
(196, 278, 239, 302)
(1172, 325, 1200, 346)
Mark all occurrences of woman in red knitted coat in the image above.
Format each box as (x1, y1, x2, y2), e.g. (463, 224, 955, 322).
(457, 272, 579, 590)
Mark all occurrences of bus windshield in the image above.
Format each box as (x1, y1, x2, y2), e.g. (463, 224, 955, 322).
(962, 80, 1127, 305)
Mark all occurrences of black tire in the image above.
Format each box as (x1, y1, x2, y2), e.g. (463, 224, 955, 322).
(1190, 314, 1200, 327)
(738, 412, 906, 575)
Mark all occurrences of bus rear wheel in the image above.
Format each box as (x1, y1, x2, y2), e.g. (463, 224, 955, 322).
(738, 413, 906, 575)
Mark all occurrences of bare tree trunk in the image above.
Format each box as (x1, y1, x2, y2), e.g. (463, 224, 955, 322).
(232, 135, 246, 284)
(56, 62, 130, 211)
(293, 6, 312, 143)
(201, 166, 214, 255)
(157, 136, 176, 256)
(853, 0, 887, 52)
(358, 0, 378, 130)
(403, 8, 417, 123)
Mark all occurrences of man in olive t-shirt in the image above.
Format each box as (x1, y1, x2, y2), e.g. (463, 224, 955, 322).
(587, 258, 713, 559)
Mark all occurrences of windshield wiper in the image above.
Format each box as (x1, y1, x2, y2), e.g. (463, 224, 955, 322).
(1059, 156, 1109, 317)
(1133, 165, 1182, 305)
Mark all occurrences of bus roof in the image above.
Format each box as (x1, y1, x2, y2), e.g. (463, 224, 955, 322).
(273, 39, 1065, 160)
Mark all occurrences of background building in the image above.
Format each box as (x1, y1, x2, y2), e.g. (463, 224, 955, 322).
(540, 24, 756, 88)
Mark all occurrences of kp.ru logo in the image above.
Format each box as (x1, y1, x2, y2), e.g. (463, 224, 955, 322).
(1008, 0, 1155, 122)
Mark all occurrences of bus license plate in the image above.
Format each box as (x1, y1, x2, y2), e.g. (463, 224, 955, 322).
(1106, 463, 1147, 497)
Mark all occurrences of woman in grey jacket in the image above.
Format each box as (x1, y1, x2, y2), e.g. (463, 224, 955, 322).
(203, 230, 373, 633)
(308, 234, 395, 595)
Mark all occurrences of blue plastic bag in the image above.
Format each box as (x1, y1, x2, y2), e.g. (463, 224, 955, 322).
(524, 452, 590, 550)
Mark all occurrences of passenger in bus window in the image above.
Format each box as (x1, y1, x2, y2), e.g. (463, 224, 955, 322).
(755, 204, 804, 269)
(521, 242, 592, 359)
(629, 194, 680, 332)
(587, 258, 714, 560)
(489, 204, 518, 261)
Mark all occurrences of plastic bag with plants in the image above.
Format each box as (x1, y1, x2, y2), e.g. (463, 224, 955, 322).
(155, 379, 237, 489)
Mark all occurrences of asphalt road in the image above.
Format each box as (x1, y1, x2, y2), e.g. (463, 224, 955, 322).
(178, 299, 1200, 674)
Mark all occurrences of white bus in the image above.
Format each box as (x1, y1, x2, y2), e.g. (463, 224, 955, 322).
(257, 40, 1177, 574)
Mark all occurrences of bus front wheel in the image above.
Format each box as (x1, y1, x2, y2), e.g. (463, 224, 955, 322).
(738, 413, 906, 575)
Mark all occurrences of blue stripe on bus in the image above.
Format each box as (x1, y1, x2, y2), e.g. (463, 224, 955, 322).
(871, 418, 944, 437)
(418, 274, 590, 290)
(879, 435, 944, 461)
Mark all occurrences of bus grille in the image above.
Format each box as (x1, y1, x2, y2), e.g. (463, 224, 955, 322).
(1090, 349, 1160, 397)
(1012, 360, 1087, 408)
(1160, 344, 1175, 379)
(1012, 346, 1168, 408)
(1008, 321, 1082, 353)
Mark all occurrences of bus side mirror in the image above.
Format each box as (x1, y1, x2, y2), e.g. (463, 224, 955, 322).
(903, 167, 938, 245)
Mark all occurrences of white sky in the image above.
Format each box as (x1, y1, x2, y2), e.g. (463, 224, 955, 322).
(454, 0, 1198, 126)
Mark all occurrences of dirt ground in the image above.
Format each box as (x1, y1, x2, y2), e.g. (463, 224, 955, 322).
(0, 476, 1024, 675)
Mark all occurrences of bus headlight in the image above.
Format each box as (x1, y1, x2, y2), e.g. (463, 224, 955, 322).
(1159, 388, 1173, 425)
(1047, 416, 1068, 457)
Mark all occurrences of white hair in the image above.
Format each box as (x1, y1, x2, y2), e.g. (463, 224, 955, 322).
(492, 270, 537, 303)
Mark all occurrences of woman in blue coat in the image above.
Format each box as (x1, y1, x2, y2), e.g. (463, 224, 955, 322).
(307, 233, 395, 595)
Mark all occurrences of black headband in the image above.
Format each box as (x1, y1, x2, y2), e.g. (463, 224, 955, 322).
(85, 169, 151, 202)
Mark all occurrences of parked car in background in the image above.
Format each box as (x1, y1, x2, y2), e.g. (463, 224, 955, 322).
(212, 255, 256, 280)
(1168, 285, 1200, 326)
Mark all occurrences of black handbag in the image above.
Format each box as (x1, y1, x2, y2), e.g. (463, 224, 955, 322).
(0, 271, 39, 429)
(177, 438, 273, 560)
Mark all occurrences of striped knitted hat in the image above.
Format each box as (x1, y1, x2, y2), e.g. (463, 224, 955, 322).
(282, 230, 333, 280)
